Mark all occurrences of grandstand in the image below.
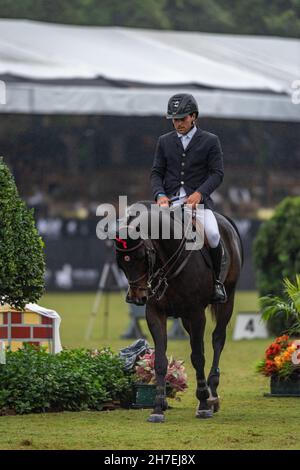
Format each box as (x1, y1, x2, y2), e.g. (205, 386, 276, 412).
(0, 20, 299, 290)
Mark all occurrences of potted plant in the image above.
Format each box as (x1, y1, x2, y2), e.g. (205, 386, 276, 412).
(257, 335, 300, 395)
(257, 275, 300, 395)
(132, 350, 188, 408)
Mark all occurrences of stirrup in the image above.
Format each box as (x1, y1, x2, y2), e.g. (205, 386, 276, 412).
(211, 280, 227, 304)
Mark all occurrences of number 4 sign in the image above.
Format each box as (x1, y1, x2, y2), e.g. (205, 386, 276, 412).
(233, 312, 268, 340)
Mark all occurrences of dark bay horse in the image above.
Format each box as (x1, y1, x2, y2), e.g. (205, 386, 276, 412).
(115, 201, 243, 422)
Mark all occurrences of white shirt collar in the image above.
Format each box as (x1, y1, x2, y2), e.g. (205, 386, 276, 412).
(177, 125, 197, 140)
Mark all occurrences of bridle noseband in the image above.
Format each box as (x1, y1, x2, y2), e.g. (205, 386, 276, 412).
(115, 208, 195, 301)
(116, 234, 193, 301)
(116, 239, 156, 293)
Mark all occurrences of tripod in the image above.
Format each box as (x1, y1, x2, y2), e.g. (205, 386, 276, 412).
(85, 240, 126, 341)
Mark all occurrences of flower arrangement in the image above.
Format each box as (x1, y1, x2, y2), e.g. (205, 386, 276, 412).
(257, 335, 300, 378)
(135, 350, 188, 399)
(257, 275, 300, 377)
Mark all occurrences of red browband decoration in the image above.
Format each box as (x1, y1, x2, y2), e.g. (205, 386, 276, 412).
(116, 236, 128, 249)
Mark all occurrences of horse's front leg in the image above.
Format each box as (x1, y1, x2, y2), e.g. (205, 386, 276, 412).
(145, 305, 168, 423)
(183, 311, 213, 419)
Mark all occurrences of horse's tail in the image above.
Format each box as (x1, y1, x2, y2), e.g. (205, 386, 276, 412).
(209, 296, 233, 322)
(209, 303, 220, 322)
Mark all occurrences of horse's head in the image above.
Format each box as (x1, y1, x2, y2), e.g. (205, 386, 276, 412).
(115, 225, 155, 306)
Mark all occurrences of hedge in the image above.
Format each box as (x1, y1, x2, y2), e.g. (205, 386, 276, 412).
(0, 158, 45, 308)
(253, 196, 300, 335)
(0, 346, 134, 414)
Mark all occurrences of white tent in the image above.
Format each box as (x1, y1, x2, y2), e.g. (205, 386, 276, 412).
(0, 19, 299, 121)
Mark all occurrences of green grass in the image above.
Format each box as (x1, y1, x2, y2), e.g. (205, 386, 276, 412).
(1, 291, 300, 450)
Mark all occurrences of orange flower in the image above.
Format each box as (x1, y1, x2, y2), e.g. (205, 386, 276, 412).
(258, 335, 300, 378)
(274, 355, 284, 368)
(283, 351, 291, 361)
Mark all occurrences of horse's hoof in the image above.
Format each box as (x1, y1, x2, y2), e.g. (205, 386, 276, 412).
(147, 413, 165, 423)
(195, 408, 213, 419)
(212, 400, 220, 413)
(207, 387, 220, 413)
(207, 397, 220, 413)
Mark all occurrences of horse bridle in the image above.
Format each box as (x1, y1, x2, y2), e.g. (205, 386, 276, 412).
(116, 239, 156, 291)
(116, 234, 192, 301)
(116, 205, 196, 300)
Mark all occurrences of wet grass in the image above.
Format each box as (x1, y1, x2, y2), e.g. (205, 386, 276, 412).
(0, 291, 299, 450)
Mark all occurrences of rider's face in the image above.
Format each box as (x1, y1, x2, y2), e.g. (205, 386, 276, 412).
(172, 114, 196, 135)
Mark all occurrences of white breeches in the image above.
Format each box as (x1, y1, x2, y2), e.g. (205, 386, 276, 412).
(203, 209, 220, 248)
(173, 194, 220, 248)
(184, 207, 220, 248)
(172, 190, 220, 248)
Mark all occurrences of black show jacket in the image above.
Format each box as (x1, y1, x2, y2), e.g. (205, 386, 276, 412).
(150, 128, 224, 210)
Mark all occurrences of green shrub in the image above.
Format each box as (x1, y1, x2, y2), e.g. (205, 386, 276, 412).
(260, 275, 300, 338)
(0, 346, 134, 414)
(253, 197, 300, 335)
(0, 158, 45, 308)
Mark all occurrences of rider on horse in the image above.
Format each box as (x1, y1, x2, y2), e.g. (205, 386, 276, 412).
(150, 93, 227, 303)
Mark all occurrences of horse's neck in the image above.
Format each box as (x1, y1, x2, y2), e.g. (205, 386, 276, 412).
(148, 207, 185, 264)
(151, 237, 183, 266)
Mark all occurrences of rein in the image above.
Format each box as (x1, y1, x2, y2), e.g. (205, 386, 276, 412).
(147, 233, 192, 300)
(116, 211, 195, 301)
(147, 208, 195, 299)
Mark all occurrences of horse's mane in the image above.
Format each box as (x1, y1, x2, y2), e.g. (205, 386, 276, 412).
(126, 200, 185, 238)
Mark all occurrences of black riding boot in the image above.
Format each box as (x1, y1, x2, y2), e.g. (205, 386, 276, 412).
(209, 242, 227, 303)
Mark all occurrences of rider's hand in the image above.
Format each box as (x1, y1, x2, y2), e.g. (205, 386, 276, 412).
(157, 195, 170, 207)
(186, 191, 202, 208)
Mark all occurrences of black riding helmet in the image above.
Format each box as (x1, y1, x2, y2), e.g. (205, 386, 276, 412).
(166, 93, 198, 119)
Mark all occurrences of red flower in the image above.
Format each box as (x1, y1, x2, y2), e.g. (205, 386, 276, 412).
(265, 342, 281, 359)
(264, 359, 277, 376)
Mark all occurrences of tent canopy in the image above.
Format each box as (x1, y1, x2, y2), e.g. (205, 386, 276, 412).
(0, 19, 299, 121)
